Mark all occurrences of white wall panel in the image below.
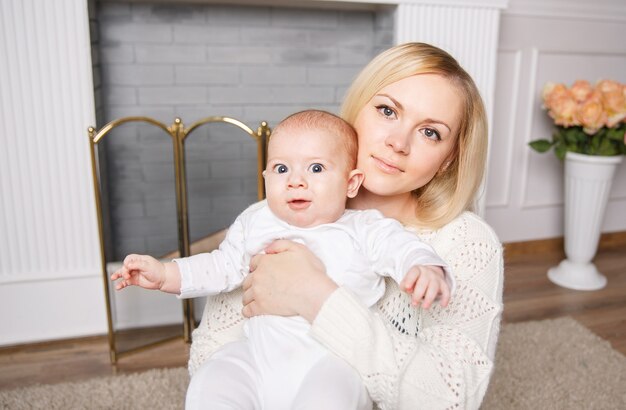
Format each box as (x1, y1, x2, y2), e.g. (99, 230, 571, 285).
(485, 7, 626, 242)
(486, 49, 521, 208)
(0, 0, 105, 345)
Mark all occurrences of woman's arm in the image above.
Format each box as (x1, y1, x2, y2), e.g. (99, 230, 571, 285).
(242, 213, 503, 409)
(242, 240, 338, 321)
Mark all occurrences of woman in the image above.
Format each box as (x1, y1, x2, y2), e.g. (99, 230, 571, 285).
(189, 43, 503, 409)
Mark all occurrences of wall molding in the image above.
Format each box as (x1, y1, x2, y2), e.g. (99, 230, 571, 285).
(504, 0, 626, 23)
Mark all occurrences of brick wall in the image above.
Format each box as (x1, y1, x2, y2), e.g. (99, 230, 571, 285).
(96, 1, 394, 259)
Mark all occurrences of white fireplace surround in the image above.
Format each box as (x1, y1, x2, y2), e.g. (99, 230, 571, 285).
(1, 0, 512, 345)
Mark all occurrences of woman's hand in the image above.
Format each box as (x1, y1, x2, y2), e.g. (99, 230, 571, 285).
(241, 240, 338, 323)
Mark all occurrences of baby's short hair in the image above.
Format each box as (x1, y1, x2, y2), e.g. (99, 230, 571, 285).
(272, 110, 358, 169)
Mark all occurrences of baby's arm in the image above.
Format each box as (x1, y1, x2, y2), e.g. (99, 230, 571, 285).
(354, 210, 451, 308)
(400, 265, 450, 308)
(110, 254, 181, 294)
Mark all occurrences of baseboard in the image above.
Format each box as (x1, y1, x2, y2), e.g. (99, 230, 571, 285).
(504, 231, 626, 261)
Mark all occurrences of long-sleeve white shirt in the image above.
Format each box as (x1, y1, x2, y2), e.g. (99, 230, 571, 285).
(175, 200, 449, 306)
(187, 209, 503, 410)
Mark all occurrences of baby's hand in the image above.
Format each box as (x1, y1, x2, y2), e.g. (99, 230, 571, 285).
(399, 265, 450, 309)
(110, 254, 165, 291)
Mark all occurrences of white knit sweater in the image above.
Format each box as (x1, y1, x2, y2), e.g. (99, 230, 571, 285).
(188, 211, 504, 409)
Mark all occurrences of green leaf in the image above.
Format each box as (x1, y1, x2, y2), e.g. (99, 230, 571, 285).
(598, 139, 618, 156)
(555, 142, 567, 160)
(607, 127, 625, 141)
(528, 139, 554, 153)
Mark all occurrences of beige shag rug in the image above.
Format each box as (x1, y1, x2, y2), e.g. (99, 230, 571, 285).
(1, 317, 625, 409)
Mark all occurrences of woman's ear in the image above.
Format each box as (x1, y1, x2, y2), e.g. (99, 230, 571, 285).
(346, 169, 365, 198)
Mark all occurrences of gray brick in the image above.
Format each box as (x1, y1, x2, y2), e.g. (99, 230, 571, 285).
(146, 234, 180, 257)
(209, 46, 273, 64)
(207, 5, 270, 26)
(310, 29, 373, 47)
(111, 202, 145, 218)
(242, 105, 302, 124)
(271, 86, 335, 104)
(100, 44, 134, 63)
(113, 236, 147, 260)
(98, 3, 132, 19)
(104, 86, 137, 106)
(100, 22, 172, 44)
(144, 197, 178, 217)
(271, 9, 338, 29)
(185, 142, 241, 161)
(211, 159, 258, 179)
(174, 106, 244, 122)
(138, 87, 207, 105)
(339, 11, 374, 29)
(175, 66, 239, 85)
(135, 45, 206, 64)
(375, 8, 395, 29)
(274, 47, 337, 65)
(375, 30, 394, 48)
(104, 65, 174, 86)
(116, 216, 178, 237)
(174, 25, 240, 44)
(339, 46, 376, 65)
(142, 162, 176, 182)
(210, 86, 273, 105)
(241, 27, 307, 46)
(212, 194, 258, 214)
(107, 107, 175, 123)
(132, 4, 207, 24)
(241, 66, 305, 85)
(307, 66, 360, 85)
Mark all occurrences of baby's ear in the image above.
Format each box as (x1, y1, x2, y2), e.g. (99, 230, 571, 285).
(346, 169, 364, 198)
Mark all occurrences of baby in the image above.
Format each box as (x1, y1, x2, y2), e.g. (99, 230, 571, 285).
(112, 110, 452, 410)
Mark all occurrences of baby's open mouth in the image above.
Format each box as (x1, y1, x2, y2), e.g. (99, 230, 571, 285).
(288, 199, 311, 210)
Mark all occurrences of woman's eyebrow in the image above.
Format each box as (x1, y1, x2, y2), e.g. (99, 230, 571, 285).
(375, 93, 404, 111)
(423, 118, 452, 132)
(376, 93, 452, 132)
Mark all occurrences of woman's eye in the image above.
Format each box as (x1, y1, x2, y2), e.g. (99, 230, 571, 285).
(423, 128, 441, 141)
(308, 163, 324, 173)
(273, 164, 288, 174)
(376, 105, 397, 119)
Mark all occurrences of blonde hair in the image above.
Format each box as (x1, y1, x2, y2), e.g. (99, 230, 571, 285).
(271, 109, 358, 170)
(341, 43, 488, 229)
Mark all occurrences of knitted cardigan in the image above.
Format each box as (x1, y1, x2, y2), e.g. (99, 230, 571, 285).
(188, 211, 504, 409)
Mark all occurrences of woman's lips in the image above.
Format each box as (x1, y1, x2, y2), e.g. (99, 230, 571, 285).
(372, 155, 403, 174)
(288, 199, 311, 210)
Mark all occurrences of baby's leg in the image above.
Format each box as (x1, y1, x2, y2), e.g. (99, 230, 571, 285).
(292, 355, 373, 410)
(185, 340, 262, 410)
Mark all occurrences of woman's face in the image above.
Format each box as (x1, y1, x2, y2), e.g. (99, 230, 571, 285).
(354, 74, 463, 198)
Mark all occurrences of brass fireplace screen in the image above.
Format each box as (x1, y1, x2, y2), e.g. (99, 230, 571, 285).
(88, 116, 270, 364)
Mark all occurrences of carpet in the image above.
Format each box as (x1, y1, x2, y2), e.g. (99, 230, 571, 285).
(1, 317, 625, 409)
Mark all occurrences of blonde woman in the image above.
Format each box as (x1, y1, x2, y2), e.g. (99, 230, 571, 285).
(189, 43, 504, 409)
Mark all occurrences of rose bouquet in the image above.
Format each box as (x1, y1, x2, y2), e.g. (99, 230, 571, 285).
(529, 79, 626, 159)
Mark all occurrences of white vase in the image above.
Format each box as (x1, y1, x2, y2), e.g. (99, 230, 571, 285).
(548, 152, 623, 291)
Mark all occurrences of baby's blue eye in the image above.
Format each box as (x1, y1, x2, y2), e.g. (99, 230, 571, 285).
(274, 164, 288, 174)
(309, 163, 324, 173)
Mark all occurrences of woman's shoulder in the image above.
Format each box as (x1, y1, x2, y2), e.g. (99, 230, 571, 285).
(443, 211, 501, 245)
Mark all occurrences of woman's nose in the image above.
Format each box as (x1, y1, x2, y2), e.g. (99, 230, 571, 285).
(385, 129, 411, 154)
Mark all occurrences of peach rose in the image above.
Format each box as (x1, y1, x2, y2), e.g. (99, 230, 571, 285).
(577, 93, 607, 134)
(548, 94, 579, 127)
(542, 82, 570, 110)
(570, 80, 593, 102)
(599, 83, 626, 127)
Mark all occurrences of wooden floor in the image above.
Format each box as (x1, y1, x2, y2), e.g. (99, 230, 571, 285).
(0, 244, 624, 391)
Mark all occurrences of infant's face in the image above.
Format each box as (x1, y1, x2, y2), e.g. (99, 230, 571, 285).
(264, 128, 353, 228)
